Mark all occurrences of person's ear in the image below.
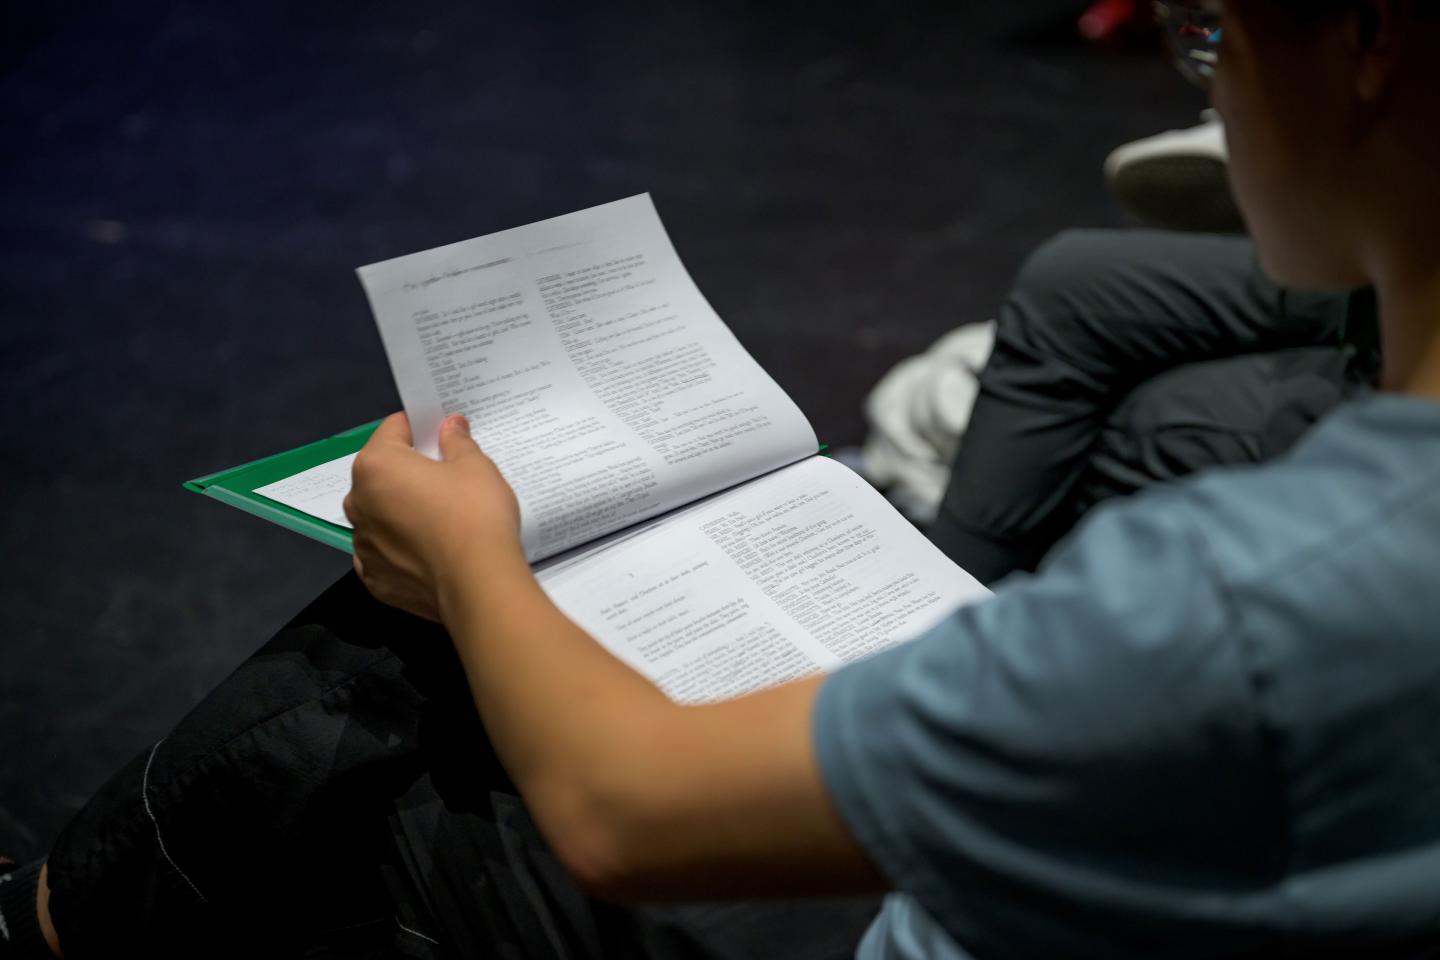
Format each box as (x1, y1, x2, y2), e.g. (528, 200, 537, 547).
(1351, 0, 1404, 104)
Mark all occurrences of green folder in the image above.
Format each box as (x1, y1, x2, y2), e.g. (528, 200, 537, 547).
(186, 422, 832, 555)
(183, 420, 383, 553)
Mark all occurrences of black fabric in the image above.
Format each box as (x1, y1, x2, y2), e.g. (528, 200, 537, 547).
(929, 229, 1379, 584)
(382, 773, 877, 960)
(44, 573, 878, 959)
(45, 575, 437, 958)
(0, 860, 48, 958)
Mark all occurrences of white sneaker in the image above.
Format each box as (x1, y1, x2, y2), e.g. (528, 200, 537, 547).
(858, 322, 997, 525)
(1104, 112, 1243, 233)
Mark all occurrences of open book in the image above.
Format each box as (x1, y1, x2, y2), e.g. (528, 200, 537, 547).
(188, 195, 989, 703)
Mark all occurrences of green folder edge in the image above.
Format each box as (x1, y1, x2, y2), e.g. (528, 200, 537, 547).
(184, 422, 829, 556)
(183, 420, 382, 554)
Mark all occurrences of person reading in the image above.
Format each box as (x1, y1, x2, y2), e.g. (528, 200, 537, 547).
(3, 1, 1438, 956)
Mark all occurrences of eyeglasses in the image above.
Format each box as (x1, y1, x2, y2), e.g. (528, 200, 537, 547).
(1153, 0, 1223, 89)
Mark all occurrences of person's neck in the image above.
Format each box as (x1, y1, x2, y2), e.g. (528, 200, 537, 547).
(1376, 253, 1440, 399)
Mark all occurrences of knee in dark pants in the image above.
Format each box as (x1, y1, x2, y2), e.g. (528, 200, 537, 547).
(1009, 229, 1255, 317)
(1010, 230, 1120, 306)
(1007, 229, 1181, 317)
(991, 229, 1264, 385)
(994, 229, 1155, 371)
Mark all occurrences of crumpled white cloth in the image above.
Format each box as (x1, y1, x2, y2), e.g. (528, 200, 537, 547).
(859, 321, 996, 523)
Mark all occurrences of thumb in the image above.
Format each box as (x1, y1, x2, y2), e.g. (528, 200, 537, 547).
(438, 414, 481, 461)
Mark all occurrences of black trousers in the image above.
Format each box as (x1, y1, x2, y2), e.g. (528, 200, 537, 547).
(45, 231, 1377, 958)
(931, 230, 1378, 584)
(46, 572, 879, 959)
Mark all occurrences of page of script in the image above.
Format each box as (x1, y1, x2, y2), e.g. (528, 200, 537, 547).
(356, 194, 819, 561)
(535, 456, 991, 703)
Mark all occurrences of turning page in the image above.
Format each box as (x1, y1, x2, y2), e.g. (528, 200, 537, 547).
(534, 456, 990, 703)
(356, 195, 818, 562)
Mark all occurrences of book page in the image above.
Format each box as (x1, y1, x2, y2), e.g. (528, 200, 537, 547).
(254, 453, 357, 529)
(533, 456, 990, 704)
(357, 195, 818, 562)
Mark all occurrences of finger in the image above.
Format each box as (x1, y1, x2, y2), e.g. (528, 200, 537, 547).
(342, 492, 357, 525)
(352, 552, 365, 580)
(369, 411, 413, 448)
(438, 414, 481, 462)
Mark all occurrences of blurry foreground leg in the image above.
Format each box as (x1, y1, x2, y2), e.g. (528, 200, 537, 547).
(44, 573, 438, 957)
(42, 574, 877, 959)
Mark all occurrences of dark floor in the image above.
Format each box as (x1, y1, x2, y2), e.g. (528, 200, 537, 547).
(0, 1, 1202, 859)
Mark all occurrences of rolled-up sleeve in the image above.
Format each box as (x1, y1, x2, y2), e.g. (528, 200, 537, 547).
(814, 492, 1278, 957)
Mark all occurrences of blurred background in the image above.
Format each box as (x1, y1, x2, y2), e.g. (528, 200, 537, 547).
(0, 0, 1202, 858)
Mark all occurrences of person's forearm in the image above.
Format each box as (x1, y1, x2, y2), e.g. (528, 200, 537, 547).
(435, 546, 682, 876)
(348, 416, 881, 899)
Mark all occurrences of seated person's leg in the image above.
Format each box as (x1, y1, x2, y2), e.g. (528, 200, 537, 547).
(1074, 345, 1361, 518)
(929, 228, 1375, 584)
(37, 574, 877, 960)
(41, 573, 446, 957)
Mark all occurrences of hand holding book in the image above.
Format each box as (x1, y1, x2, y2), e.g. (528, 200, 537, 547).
(343, 411, 525, 623)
